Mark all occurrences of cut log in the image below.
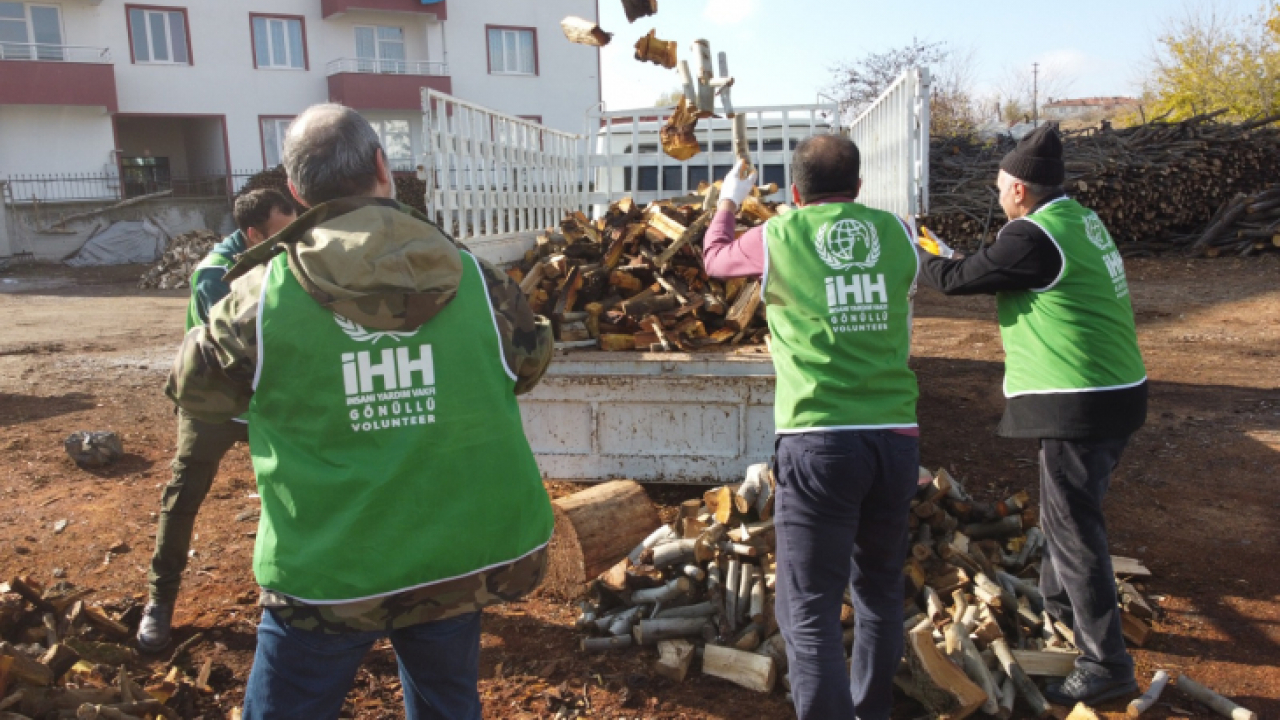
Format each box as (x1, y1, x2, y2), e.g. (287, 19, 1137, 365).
(724, 280, 761, 332)
(991, 638, 1050, 718)
(1111, 556, 1152, 578)
(0, 642, 53, 686)
(81, 606, 130, 640)
(634, 29, 677, 69)
(1117, 580, 1154, 621)
(654, 639, 695, 682)
(1176, 674, 1258, 720)
(633, 617, 710, 644)
(1010, 649, 1078, 677)
(544, 480, 660, 598)
(581, 635, 632, 652)
(1065, 703, 1102, 720)
(632, 577, 692, 604)
(702, 645, 776, 693)
(560, 16, 612, 46)
(1120, 609, 1152, 647)
(899, 618, 986, 719)
(39, 644, 80, 680)
(620, 0, 657, 23)
(1127, 670, 1169, 717)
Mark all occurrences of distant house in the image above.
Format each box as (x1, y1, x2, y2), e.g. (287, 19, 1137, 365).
(1042, 97, 1141, 120)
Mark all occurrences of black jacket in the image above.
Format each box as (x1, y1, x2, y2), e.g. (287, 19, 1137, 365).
(916, 194, 1147, 441)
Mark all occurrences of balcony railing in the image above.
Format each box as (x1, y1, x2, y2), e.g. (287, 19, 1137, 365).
(325, 57, 448, 76)
(0, 43, 111, 63)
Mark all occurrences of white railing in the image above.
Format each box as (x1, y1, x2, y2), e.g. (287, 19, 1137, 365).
(0, 43, 111, 63)
(848, 67, 931, 218)
(326, 58, 447, 76)
(583, 103, 840, 214)
(421, 88, 583, 247)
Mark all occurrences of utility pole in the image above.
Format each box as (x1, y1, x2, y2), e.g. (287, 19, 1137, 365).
(1032, 62, 1040, 127)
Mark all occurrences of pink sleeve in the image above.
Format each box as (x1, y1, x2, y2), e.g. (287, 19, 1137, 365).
(702, 209, 766, 278)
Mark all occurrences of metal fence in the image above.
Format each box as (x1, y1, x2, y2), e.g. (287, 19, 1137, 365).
(0, 43, 111, 63)
(421, 88, 583, 242)
(847, 67, 931, 218)
(582, 103, 840, 213)
(326, 57, 448, 76)
(3, 170, 266, 205)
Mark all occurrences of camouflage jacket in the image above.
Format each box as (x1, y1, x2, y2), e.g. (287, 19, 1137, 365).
(166, 196, 553, 632)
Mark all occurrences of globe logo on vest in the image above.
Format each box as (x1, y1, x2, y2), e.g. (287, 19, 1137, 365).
(1084, 213, 1113, 251)
(815, 218, 880, 271)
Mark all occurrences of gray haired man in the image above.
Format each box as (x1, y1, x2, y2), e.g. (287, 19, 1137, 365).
(166, 104, 555, 719)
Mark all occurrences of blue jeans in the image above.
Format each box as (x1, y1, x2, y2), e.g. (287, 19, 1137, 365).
(774, 430, 919, 720)
(242, 608, 482, 720)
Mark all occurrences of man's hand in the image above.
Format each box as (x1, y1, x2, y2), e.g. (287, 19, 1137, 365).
(917, 227, 957, 259)
(719, 160, 757, 210)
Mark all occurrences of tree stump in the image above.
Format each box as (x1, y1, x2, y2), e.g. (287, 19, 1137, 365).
(542, 480, 660, 599)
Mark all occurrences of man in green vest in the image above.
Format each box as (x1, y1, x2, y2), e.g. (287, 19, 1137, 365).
(138, 189, 296, 652)
(166, 103, 555, 720)
(916, 125, 1146, 706)
(704, 135, 920, 720)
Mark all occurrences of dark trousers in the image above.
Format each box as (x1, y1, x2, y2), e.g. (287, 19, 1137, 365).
(1039, 437, 1134, 680)
(148, 410, 248, 604)
(774, 430, 919, 720)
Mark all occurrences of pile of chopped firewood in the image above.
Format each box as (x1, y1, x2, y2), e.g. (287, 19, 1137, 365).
(136, 230, 221, 290)
(573, 466, 1161, 718)
(510, 188, 781, 352)
(0, 576, 212, 719)
(923, 112, 1280, 256)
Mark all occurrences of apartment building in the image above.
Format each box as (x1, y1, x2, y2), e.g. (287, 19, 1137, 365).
(0, 0, 601, 197)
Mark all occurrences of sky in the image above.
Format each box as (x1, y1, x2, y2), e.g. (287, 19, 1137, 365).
(594, 0, 1264, 112)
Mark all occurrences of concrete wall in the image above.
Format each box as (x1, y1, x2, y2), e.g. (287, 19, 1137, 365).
(5, 197, 232, 262)
(1, 1, 601, 177)
(0, 106, 115, 176)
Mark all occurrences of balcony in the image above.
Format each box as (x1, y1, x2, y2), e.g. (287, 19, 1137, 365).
(0, 44, 117, 112)
(321, 0, 446, 21)
(326, 58, 451, 111)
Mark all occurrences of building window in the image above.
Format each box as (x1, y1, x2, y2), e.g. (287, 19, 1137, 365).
(260, 117, 293, 168)
(0, 2, 63, 60)
(486, 26, 536, 76)
(368, 119, 413, 171)
(127, 6, 190, 65)
(252, 15, 305, 70)
(354, 25, 404, 73)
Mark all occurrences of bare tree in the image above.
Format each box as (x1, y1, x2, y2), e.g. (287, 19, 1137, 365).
(830, 38, 984, 137)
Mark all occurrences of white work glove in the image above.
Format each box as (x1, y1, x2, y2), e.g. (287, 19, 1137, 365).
(720, 160, 757, 208)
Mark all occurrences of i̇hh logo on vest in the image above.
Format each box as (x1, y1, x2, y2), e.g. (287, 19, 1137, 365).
(334, 315, 439, 434)
(815, 219, 889, 334)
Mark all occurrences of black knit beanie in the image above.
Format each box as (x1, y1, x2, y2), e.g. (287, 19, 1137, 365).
(1000, 124, 1065, 185)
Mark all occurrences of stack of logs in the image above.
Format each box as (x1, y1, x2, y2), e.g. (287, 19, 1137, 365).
(135, 230, 221, 290)
(923, 112, 1280, 257)
(573, 467, 1161, 719)
(1185, 185, 1280, 257)
(0, 577, 213, 719)
(509, 188, 781, 352)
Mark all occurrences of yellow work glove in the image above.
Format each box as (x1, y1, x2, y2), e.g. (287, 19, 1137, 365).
(917, 227, 956, 258)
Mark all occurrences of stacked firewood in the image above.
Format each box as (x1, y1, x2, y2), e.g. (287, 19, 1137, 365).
(573, 467, 1160, 718)
(0, 577, 212, 719)
(923, 112, 1280, 256)
(511, 188, 781, 352)
(135, 230, 221, 290)
(1182, 185, 1280, 258)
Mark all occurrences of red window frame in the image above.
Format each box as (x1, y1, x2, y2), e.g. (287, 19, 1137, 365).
(259, 115, 296, 169)
(485, 25, 538, 76)
(124, 5, 194, 65)
(249, 13, 309, 71)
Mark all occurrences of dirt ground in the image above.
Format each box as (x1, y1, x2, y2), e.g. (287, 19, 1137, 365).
(1, 255, 1277, 719)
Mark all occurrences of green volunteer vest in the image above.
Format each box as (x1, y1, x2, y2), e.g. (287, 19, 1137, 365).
(184, 253, 234, 331)
(997, 198, 1147, 397)
(247, 251, 553, 602)
(763, 203, 919, 432)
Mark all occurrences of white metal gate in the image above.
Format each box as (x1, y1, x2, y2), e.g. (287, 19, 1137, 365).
(581, 103, 840, 215)
(421, 89, 583, 246)
(847, 68, 931, 218)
